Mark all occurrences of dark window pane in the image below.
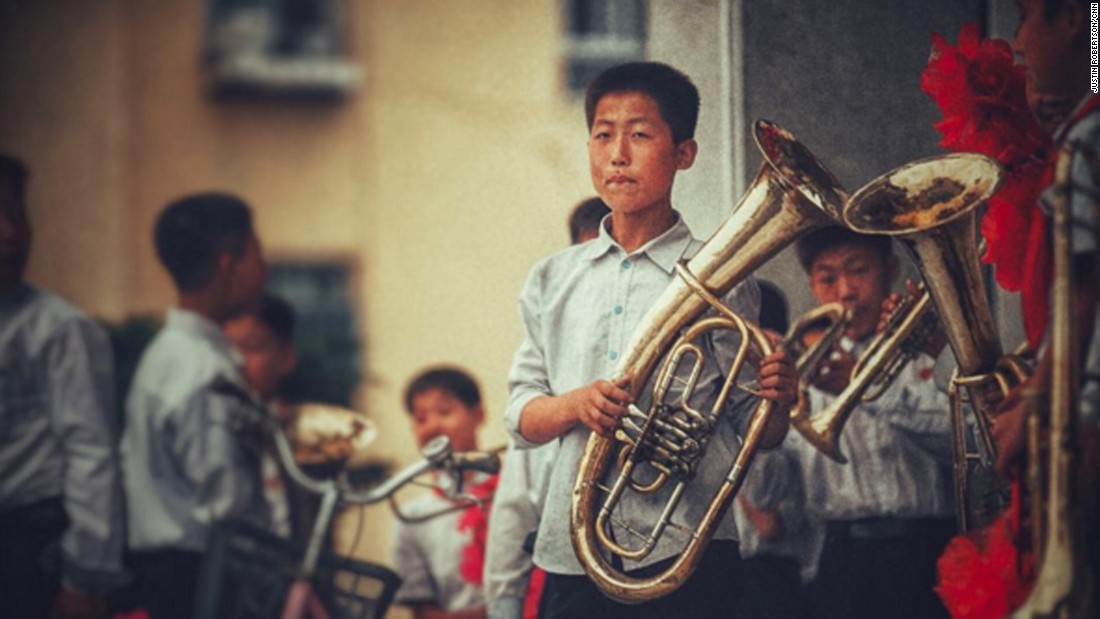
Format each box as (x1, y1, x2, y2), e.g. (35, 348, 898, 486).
(267, 262, 361, 407)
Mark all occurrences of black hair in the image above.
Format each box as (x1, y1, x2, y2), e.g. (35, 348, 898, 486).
(584, 62, 700, 144)
(568, 196, 611, 244)
(153, 192, 254, 292)
(253, 293, 297, 345)
(1042, 0, 1087, 20)
(403, 365, 482, 412)
(757, 280, 790, 334)
(0, 154, 29, 205)
(795, 225, 893, 273)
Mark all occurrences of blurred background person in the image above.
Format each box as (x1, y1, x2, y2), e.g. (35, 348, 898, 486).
(0, 153, 127, 619)
(790, 226, 953, 619)
(567, 196, 611, 245)
(120, 192, 269, 619)
(393, 366, 492, 619)
(223, 292, 311, 542)
(732, 279, 820, 618)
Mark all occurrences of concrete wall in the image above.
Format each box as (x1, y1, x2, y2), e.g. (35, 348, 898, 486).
(648, 1, 1034, 386)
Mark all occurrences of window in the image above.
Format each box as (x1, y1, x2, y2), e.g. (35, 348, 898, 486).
(564, 0, 647, 94)
(204, 0, 361, 100)
(266, 261, 361, 407)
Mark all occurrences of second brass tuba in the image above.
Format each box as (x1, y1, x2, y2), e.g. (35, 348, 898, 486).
(843, 152, 1024, 530)
(570, 120, 847, 603)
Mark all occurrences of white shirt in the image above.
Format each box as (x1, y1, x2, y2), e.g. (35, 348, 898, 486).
(483, 440, 557, 619)
(392, 476, 491, 612)
(121, 308, 269, 552)
(790, 339, 954, 521)
(0, 284, 126, 591)
(734, 434, 825, 583)
(505, 213, 762, 575)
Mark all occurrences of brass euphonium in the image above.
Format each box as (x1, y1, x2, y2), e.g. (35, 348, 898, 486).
(570, 120, 848, 603)
(1010, 142, 1094, 618)
(843, 152, 1027, 530)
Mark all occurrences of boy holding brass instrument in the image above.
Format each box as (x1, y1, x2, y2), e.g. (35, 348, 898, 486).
(992, 0, 1100, 468)
(989, 0, 1100, 597)
(505, 62, 796, 618)
(790, 226, 954, 619)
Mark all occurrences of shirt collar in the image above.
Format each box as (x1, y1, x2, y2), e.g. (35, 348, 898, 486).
(1052, 93, 1097, 143)
(165, 307, 244, 367)
(580, 210, 694, 274)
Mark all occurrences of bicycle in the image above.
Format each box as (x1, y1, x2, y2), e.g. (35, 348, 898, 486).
(194, 381, 501, 619)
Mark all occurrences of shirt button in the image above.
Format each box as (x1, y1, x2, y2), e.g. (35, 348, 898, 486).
(613, 305, 623, 315)
(609, 351, 619, 360)
(621, 259, 631, 270)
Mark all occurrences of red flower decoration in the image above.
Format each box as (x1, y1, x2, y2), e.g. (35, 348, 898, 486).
(936, 482, 1034, 619)
(921, 22, 1052, 347)
(456, 474, 499, 586)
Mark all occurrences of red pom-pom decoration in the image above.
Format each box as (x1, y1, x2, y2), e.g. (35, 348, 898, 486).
(921, 22, 1052, 348)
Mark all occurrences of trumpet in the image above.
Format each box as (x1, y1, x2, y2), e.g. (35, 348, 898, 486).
(788, 289, 940, 463)
(784, 302, 851, 379)
(570, 120, 848, 603)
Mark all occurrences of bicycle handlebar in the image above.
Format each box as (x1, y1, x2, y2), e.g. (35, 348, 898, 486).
(211, 377, 501, 504)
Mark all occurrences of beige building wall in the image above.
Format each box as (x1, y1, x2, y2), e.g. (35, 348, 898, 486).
(1, 0, 592, 603)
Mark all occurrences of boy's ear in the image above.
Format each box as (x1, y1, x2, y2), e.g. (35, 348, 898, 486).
(472, 403, 486, 425)
(1060, 0, 1086, 38)
(214, 251, 236, 281)
(676, 138, 698, 170)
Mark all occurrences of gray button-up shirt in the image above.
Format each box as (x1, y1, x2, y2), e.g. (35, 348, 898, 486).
(0, 284, 126, 591)
(121, 308, 269, 552)
(790, 341, 954, 521)
(734, 434, 824, 583)
(505, 214, 761, 575)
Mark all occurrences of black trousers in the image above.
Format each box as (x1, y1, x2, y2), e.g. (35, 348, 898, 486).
(129, 549, 203, 619)
(734, 554, 809, 619)
(809, 517, 956, 619)
(0, 498, 68, 619)
(538, 540, 744, 619)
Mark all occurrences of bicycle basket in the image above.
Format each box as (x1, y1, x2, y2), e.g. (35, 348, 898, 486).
(193, 519, 401, 619)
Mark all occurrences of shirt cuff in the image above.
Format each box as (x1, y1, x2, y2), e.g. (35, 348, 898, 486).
(505, 390, 547, 450)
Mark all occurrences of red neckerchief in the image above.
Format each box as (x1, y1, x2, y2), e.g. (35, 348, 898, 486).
(455, 473, 499, 586)
(1019, 93, 1100, 348)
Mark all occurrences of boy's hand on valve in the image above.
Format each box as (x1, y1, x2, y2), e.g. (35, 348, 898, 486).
(569, 375, 633, 436)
